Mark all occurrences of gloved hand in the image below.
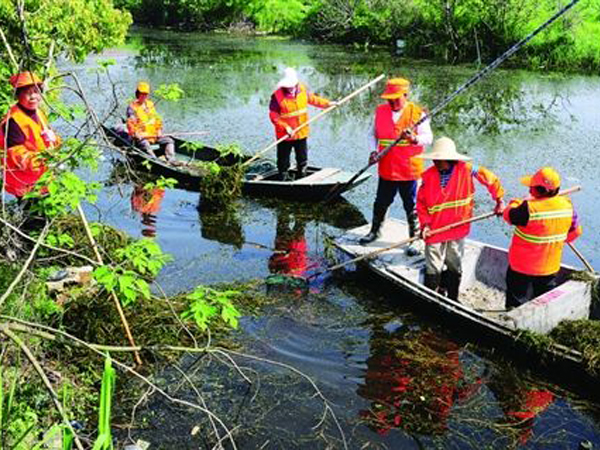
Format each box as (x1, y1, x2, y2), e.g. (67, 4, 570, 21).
(421, 225, 432, 240)
(369, 151, 379, 165)
(285, 125, 294, 137)
(494, 198, 506, 215)
(400, 129, 418, 145)
(329, 101, 339, 108)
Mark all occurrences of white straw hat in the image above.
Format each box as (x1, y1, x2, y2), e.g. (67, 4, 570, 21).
(419, 137, 471, 161)
(278, 67, 299, 88)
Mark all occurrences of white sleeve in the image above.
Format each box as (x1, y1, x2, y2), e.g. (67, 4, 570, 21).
(415, 112, 433, 147)
(368, 118, 378, 152)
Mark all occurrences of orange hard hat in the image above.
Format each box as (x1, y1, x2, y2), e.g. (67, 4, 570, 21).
(9, 72, 43, 89)
(136, 81, 151, 94)
(381, 78, 410, 99)
(520, 167, 561, 190)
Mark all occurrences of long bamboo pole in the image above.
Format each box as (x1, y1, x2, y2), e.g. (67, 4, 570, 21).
(243, 74, 385, 167)
(312, 185, 582, 280)
(77, 204, 143, 366)
(568, 242, 595, 272)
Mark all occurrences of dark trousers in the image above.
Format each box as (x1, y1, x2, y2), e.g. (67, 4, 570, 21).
(374, 178, 418, 216)
(505, 266, 558, 309)
(277, 138, 308, 174)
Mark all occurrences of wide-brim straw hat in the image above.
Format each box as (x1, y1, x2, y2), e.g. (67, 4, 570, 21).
(520, 166, 560, 190)
(9, 72, 43, 89)
(278, 67, 299, 88)
(419, 137, 471, 161)
(137, 81, 151, 94)
(381, 78, 410, 99)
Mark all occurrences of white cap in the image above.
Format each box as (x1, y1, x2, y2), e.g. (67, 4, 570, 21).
(278, 67, 299, 88)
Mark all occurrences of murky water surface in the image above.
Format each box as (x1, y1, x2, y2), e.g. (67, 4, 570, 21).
(61, 28, 600, 448)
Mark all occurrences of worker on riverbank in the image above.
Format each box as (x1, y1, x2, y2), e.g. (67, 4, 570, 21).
(416, 137, 505, 301)
(269, 67, 336, 181)
(503, 167, 582, 309)
(0, 71, 61, 198)
(359, 78, 433, 257)
(126, 81, 175, 161)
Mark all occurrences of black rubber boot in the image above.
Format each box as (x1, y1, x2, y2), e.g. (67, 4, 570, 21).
(296, 168, 307, 180)
(359, 204, 387, 245)
(405, 211, 421, 257)
(444, 270, 462, 301)
(424, 273, 441, 292)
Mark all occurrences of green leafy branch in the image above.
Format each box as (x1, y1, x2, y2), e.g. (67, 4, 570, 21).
(181, 286, 242, 331)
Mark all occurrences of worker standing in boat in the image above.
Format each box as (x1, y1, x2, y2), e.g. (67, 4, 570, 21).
(503, 167, 582, 309)
(0, 72, 61, 198)
(359, 78, 433, 257)
(126, 81, 175, 162)
(416, 137, 505, 301)
(269, 67, 336, 181)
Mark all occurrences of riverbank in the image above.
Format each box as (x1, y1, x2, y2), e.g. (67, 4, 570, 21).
(116, 0, 600, 73)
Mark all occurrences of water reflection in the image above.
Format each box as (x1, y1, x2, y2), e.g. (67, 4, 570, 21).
(268, 208, 311, 278)
(357, 322, 483, 436)
(197, 201, 245, 249)
(131, 184, 165, 237)
(487, 370, 555, 446)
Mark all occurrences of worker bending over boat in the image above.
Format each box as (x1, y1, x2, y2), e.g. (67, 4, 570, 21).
(126, 81, 175, 162)
(360, 78, 433, 257)
(416, 137, 505, 301)
(503, 167, 582, 309)
(269, 67, 336, 181)
(0, 72, 61, 198)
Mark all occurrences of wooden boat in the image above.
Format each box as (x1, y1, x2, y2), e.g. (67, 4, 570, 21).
(102, 125, 371, 201)
(334, 218, 597, 382)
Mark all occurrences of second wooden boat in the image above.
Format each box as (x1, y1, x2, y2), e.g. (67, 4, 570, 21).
(102, 125, 371, 201)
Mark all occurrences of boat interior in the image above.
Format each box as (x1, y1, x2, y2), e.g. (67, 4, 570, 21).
(337, 219, 592, 334)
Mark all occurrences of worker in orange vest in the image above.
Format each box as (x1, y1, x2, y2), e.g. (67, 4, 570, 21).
(417, 137, 505, 300)
(503, 167, 582, 309)
(269, 68, 336, 181)
(359, 78, 433, 257)
(126, 81, 175, 161)
(0, 71, 61, 198)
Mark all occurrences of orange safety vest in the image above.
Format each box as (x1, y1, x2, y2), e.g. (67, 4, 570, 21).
(507, 196, 575, 276)
(417, 161, 475, 244)
(271, 84, 330, 141)
(0, 104, 59, 197)
(126, 99, 163, 143)
(375, 102, 424, 181)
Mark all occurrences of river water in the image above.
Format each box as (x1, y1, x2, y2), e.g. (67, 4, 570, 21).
(62, 28, 600, 448)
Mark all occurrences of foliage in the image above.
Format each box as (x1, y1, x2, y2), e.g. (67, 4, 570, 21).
(143, 176, 178, 190)
(92, 356, 115, 450)
(550, 320, 600, 375)
(181, 286, 242, 331)
(153, 83, 184, 102)
(93, 238, 171, 306)
(25, 172, 101, 218)
(0, 0, 131, 114)
(118, 0, 600, 71)
(198, 163, 245, 209)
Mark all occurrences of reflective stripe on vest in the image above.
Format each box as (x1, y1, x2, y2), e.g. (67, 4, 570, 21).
(427, 195, 474, 214)
(377, 138, 411, 148)
(529, 209, 573, 220)
(508, 196, 574, 275)
(514, 228, 568, 244)
(280, 109, 308, 118)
